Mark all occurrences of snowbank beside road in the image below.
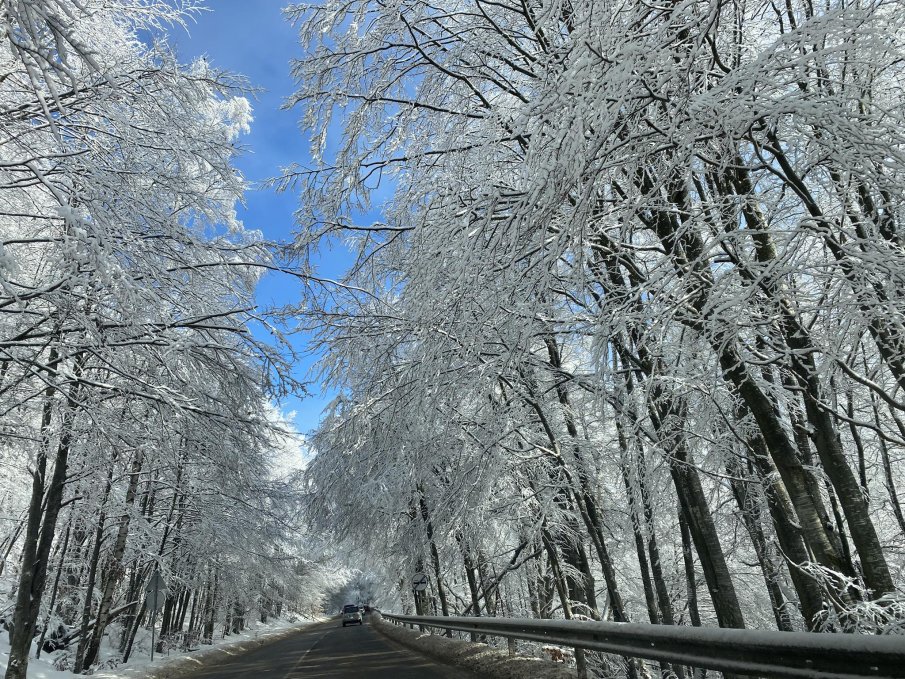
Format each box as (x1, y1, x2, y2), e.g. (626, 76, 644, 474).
(95, 618, 323, 679)
(372, 614, 573, 679)
(0, 617, 323, 679)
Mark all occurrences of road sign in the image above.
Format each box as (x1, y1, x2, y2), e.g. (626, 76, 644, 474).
(412, 572, 429, 592)
(145, 570, 167, 662)
(145, 571, 166, 612)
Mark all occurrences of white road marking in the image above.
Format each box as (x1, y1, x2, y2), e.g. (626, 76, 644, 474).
(283, 625, 332, 679)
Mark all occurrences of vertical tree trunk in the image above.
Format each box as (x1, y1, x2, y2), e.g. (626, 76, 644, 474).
(670, 456, 746, 629)
(118, 567, 140, 656)
(536, 343, 623, 621)
(540, 526, 589, 679)
(727, 159, 893, 595)
(176, 588, 192, 633)
(639, 450, 677, 629)
(6, 351, 83, 679)
(679, 507, 706, 679)
(189, 583, 203, 636)
(611, 330, 745, 630)
(223, 598, 233, 637)
(204, 570, 219, 643)
(83, 449, 143, 668)
(418, 491, 451, 632)
(231, 599, 244, 634)
(159, 593, 176, 648)
(644, 382, 746, 630)
(457, 531, 483, 638)
(74, 467, 113, 673)
(678, 508, 701, 628)
(526, 552, 543, 619)
(619, 444, 660, 625)
(35, 521, 72, 660)
(718, 345, 852, 586)
(871, 398, 905, 536)
(620, 435, 682, 679)
(751, 452, 828, 629)
(728, 468, 793, 632)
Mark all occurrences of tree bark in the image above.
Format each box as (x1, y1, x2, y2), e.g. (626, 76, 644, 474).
(82, 449, 143, 668)
(6, 350, 83, 679)
(670, 450, 746, 629)
(74, 467, 113, 673)
(728, 465, 793, 631)
(727, 156, 893, 595)
(35, 520, 72, 659)
(418, 491, 451, 634)
(619, 440, 660, 625)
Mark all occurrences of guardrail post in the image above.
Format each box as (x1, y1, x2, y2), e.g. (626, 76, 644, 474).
(575, 647, 588, 679)
(507, 637, 516, 657)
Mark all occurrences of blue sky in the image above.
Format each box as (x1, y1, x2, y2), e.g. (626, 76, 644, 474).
(168, 1, 342, 433)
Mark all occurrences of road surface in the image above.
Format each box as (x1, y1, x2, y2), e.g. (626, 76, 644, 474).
(187, 616, 475, 678)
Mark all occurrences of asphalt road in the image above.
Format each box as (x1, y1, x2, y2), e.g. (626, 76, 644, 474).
(187, 616, 474, 678)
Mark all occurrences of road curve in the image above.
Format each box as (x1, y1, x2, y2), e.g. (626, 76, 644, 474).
(186, 616, 476, 678)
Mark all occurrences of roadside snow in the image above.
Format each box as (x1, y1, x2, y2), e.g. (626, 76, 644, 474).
(372, 614, 573, 679)
(0, 617, 323, 679)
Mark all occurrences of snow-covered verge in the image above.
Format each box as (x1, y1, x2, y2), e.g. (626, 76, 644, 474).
(371, 614, 573, 679)
(0, 617, 324, 679)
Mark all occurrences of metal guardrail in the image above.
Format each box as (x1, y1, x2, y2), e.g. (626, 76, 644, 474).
(380, 613, 905, 679)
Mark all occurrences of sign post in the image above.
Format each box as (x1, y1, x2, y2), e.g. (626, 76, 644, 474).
(145, 570, 166, 662)
(411, 572, 429, 629)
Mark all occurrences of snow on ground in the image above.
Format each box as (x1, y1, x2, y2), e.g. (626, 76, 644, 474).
(372, 613, 573, 679)
(0, 617, 323, 679)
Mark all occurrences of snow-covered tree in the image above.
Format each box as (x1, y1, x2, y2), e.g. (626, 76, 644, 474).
(289, 0, 905, 673)
(0, 2, 324, 675)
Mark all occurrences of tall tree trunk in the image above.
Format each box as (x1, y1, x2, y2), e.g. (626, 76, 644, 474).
(83, 449, 143, 669)
(638, 448, 676, 629)
(526, 550, 543, 619)
(726, 158, 893, 595)
(158, 592, 176, 648)
(457, 532, 483, 625)
(717, 344, 852, 586)
(35, 520, 72, 659)
(619, 440, 660, 625)
(870, 397, 905, 537)
(204, 569, 219, 643)
(517, 378, 620, 621)
(748, 450, 830, 627)
(679, 507, 706, 679)
(74, 467, 113, 673)
(540, 525, 589, 679)
(6, 350, 83, 679)
(418, 491, 451, 632)
(678, 508, 701, 628)
(670, 449, 746, 629)
(644, 165, 877, 600)
(539, 341, 622, 621)
(610, 336, 746, 629)
(118, 566, 140, 655)
(176, 587, 192, 633)
(728, 466, 793, 632)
